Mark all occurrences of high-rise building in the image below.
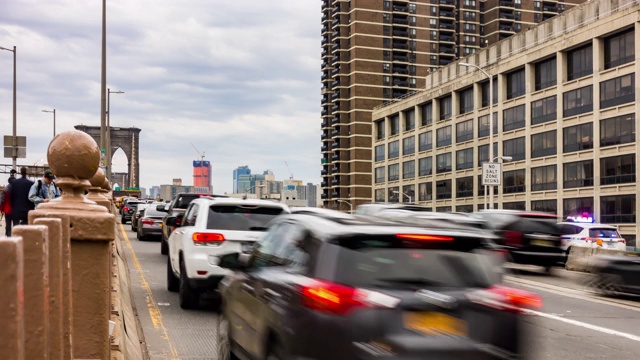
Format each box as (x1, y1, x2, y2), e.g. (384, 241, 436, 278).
(320, 0, 585, 209)
(193, 160, 212, 193)
(233, 165, 251, 193)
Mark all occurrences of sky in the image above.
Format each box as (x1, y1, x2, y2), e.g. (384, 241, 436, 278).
(0, 0, 322, 193)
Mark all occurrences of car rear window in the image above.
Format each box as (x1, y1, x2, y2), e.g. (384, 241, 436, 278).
(206, 205, 285, 231)
(331, 234, 501, 288)
(589, 228, 621, 238)
(174, 195, 199, 209)
(144, 209, 165, 218)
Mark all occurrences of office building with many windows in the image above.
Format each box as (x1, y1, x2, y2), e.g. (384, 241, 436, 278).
(371, 0, 639, 245)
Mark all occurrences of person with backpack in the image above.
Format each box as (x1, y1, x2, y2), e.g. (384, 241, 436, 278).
(29, 169, 60, 207)
(10, 167, 35, 226)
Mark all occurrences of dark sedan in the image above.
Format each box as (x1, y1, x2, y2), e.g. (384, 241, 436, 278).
(121, 201, 142, 224)
(590, 251, 640, 296)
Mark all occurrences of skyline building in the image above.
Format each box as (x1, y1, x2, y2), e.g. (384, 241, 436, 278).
(193, 160, 212, 193)
(233, 165, 251, 193)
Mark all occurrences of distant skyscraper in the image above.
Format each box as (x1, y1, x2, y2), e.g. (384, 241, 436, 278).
(306, 183, 318, 207)
(193, 160, 212, 192)
(233, 165, 251, 193)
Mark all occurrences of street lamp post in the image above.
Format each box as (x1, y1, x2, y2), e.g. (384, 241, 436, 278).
(244, 184, 265, 199)
(337, 199, 353, 213)
(106, 88, 125, 181)
(0, 45, 17, 169)
(393, 190, 412, 203)
(42, 109, 56, 137)
(460, 62, 495, 209)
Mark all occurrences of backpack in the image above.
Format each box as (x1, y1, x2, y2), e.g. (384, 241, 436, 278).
(37, 179, 57, 199)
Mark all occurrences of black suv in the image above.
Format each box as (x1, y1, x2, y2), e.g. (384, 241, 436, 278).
(216, 210, 540, 360)
(120, 200, 142, 224)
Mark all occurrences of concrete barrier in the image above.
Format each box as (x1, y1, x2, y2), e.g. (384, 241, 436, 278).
(565, 246, 627, 273)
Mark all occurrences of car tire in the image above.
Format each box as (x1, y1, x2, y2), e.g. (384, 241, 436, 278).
(161, 237, 169, 255)
(167, 256, 179, 292)
(121, 217, 126, 224)
(217, 312, 239, 360)
(179, 260, 200, 309)
(137, 228, 144, 241)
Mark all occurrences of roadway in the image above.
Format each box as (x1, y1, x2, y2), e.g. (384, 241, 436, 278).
(119, 223, 640, 360)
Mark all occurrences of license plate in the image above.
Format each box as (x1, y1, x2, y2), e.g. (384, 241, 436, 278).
(531, 239, 553, 247)
(403, 312, 467, 336)
(241, 242, 253, 253)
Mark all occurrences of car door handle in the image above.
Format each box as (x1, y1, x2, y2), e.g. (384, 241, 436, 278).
(241, 283, 254, 293)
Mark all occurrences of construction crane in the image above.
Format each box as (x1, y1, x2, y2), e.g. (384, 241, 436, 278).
(190, 142, 205, 163)
(284, 161, 294, 180)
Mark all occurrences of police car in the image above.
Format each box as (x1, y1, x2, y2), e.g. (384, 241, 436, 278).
(558, 215, 626, 253)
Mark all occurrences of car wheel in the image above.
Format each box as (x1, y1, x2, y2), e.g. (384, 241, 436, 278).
(167, 256, 179, 292)
(161, 236, 169, 255)
(121, 217, 126, 224)
(217, 312, 239, 360)
(137, 228, 144, 241)
(179, 260, 200, 309)
(597, 274, 623, 297)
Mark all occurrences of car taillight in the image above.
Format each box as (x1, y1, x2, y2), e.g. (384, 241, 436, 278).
(467, 285, 542, 314)
(141, 219, 154, 225)
(124, 207, 130, 212)
(396, 234, 453, 242)
(618, 238, 626, 244)
(300, 279, 400, 315)
(192, 233, 225, 244)
(504, 230, 523, 247)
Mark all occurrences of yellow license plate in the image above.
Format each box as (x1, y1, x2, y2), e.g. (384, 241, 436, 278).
(403, 312, 467, 336)
(531, 239, 552, 247)
(159, 223, 163, 228)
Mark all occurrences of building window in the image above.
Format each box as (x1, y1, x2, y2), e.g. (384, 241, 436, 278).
(388, 163, 399, 181)
(458, 87, 474, 114)
(564, 160, 593, 188)
(436, 126, 452, 147)
(478, 113, 498, 138)
(390, 114, 400, 135)
(439, 96, 452, 120)
(418, 156, 432, 176)
(563, 85, 593, 117)
(600, 154, 635, 185)
(535, 57, 557, 91)
(375, 167, 385, 183)
(563, 123, 593, 153)
(388, 186, 399, 202)
(421, 102, 433, 126)
(436, 153, 452, 173)
(477, 143, 498, 167)
(383, 63, 391, 72)
(600, 73, 635, 109)
(388, 140, 399, 159)
(436, 179, 452, 200)
(436, 206, 452, 213)
(531, 95, 557, 125)
(531, 165, 557, 191)
(456, 176, 474, 198)
(375, 188, 386, 202)
(456, 205, 473, 213)
(456, 119, 474, 143)
(375, 145, 385, 162)
(402, 136, 415, 155)
(418, 131, 432, 151)
(503, 104, 525, 131)
(601, 114, 635, 147)
(567, 44, 593, 80)
(503, 137, 526, 161)
(383, 1, 390, 10)
(405, 109, 416, 131)
(503, 169, 526, 194)
(456, 148, 474, 170)
(506, 68, 525, 99)
(402, 160, 415, 179)
(563, 197, 594, 219)
(604, 29, 635, 69)
(402, 184, 415, 203)
(601, 195, 636, 224)
(418, 182, 432, 201)
(477, 174, 498, 196)
(375, 120, 385, 140)
(480, 78, 498, 107)
(503, 201, 526, 211)
(531, 130, 557, 158)
(531, 199, 557, 214)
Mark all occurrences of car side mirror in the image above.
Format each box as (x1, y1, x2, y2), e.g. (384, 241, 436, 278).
(166, 214, 183, 227)
(156, 204, 167, 212)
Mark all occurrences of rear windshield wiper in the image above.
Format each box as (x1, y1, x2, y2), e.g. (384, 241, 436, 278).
(249, 226, 268, 231)
(373, 277, 444, 287)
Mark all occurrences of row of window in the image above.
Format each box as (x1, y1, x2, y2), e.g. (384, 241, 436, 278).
(373, 189, 636, 224)
(375, 113, 636, 163)
(375, 72, 635, 141)
(375, 154, 636, 192)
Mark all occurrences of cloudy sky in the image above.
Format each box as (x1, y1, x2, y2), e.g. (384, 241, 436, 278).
(0, 0, 322, 193)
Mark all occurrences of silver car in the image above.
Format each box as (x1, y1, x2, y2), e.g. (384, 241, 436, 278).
(137, 206, 165, 241)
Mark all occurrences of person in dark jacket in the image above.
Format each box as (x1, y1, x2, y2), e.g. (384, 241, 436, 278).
(9, 167, 35, 226)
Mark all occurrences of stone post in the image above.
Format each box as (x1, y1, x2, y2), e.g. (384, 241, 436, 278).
(30, 130, 115, 360)
(102, 179, 113, 210)
(87, 168, 111, 210)
(0, 237, 25, 360)
(33, 218, 64, 360)
(12, 225, 49, 360)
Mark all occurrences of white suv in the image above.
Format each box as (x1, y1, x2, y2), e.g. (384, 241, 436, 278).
(558, 222, 626, 253)
(166, 197, 290, 309)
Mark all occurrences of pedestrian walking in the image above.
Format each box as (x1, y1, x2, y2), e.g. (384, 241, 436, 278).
(29, 169, 61, 207)
(9, 167, 35, 227)
(0, 170, 17, 236)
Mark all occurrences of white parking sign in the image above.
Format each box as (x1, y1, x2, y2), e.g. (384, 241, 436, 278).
(482, 163, 502, 185)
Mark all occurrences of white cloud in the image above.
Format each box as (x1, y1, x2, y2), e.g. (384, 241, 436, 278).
(0, 0, 322, 192)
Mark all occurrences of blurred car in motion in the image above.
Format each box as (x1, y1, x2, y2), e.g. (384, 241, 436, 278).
(473, 210, 564, 272)
(166, 197, 290, 309)
(353, 202, 432, 216)
(216, 210, 540, 360)
(131, 204, 149, 232)
(589, 251, 640, 296)
(137, 206, 166, 241)
(559, 220, 626, 253)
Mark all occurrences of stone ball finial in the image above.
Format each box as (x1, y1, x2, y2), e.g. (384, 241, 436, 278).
(89, 168, 106, 188)
(101, 178, 111, 191)
(47, 130, 100, 180)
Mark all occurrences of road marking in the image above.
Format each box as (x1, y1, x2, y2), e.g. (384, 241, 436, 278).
(504, 275, 640, 312)
(120, 223, 180, 360)
(525, 309, 640, 343)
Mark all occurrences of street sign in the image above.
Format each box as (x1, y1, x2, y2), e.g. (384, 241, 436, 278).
(3, 135, 27, 159)
(3, 135, 26, 147)
(100, 148, 106, 167)
(482, 162, 502, 186)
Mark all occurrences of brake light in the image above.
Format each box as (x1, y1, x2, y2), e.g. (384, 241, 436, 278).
(504, 230, 523, 247)
(141, 219, 154, 225)
(192, 233, 225, 244)
(123, 207, 130, 212)
(619, 238, 626, 244)
(396, 234, 453, 242)
(467, 285, 542, 314)
(300, 279, 400, 315)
